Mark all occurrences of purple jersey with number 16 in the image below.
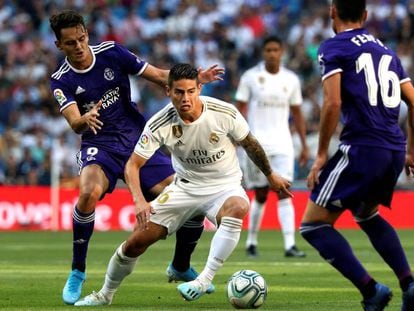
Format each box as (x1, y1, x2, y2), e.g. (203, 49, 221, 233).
(50, 41, 147, 156)
(318, 28, 409, 151)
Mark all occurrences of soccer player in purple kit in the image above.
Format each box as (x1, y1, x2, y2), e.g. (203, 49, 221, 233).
(49, 10, 223, 305)
(299, 1, 414, 310)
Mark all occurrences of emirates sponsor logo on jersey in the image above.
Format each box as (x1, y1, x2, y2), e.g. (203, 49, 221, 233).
(209, 132, 219, 144)
(178, 149, 225, 165)
(101, 87, 120, 109)
(172, 125, 183, 138)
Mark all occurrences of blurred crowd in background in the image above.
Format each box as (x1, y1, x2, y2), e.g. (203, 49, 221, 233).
(0, 0, 413, 188)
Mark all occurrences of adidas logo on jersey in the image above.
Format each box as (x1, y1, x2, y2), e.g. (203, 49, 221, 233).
(175, 140, 184, 147)
(75, 86, 85, 94)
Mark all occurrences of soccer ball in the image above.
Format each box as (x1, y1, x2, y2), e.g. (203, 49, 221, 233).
(226, 270, 268, 309)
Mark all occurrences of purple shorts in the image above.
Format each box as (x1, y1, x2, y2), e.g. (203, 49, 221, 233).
(310, 144, 404, 214)
(77, 146, 174, 200)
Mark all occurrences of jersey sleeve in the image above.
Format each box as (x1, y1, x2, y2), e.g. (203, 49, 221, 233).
(318, 40, 343, 82)
(230, 107, 250, 141)
(289, 74, 303, 106)
(114, 43, 148, 76)
(50, 78, 76, 112)
(133, 125, 161, 159)
(234, 72, 250, 102)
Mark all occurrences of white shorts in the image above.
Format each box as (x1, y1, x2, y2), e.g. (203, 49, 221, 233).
(243, 153, 294, 189)
(149, 182, 249, 235)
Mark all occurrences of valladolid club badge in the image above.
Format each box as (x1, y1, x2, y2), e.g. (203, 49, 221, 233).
(172, 125, 183, 138)
(209, 132, 219, 144)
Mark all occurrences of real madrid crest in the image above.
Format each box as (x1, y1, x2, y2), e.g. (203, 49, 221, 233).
(258, 76, 265, 85)
(209, 132, 219, 144)
(172, 125, 183, 138)
(104, 68, 114, 81)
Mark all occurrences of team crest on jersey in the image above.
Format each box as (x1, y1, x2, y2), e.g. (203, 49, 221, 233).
(172, 125, 183, 138)
(53, 89, 67, 106)
(104, 68, 114, 80)
(209, 132, 219, 144)
(258, 76, 265, 85)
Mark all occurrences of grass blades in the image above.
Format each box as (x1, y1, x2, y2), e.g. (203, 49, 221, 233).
(1, 230, 413, 310)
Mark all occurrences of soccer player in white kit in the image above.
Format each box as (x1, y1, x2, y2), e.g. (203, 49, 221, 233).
(74, 63, 292, 306)
(235, 36, 309, 258)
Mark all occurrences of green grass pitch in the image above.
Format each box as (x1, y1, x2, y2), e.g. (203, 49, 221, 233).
(1, 229, 413, 310)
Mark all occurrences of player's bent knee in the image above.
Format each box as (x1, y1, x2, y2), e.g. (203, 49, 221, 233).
(124, 223, 167, 257)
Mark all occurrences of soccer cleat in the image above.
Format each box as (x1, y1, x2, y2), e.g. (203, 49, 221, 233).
(246, 245, 258, 258)
(361, 283, 392, 311)
(166, 263, 198, 282)
(62, 269, 86, 304)
(166, 263, 215, 294)
(74, 291, 111, 306)
(285, 245, 306, 258)
(402, 282, 414, 311)
(177, 279, 209, 301)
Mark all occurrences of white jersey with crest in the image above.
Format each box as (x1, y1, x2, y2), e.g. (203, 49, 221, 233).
(235, 62, 302, 156)
(135, 95, 250, 195)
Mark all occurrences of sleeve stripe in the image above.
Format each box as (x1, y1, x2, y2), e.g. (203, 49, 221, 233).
(206, 102, 237, 119)
(148, 108, 176, 132)
(51, 63, 70, 80)
(59, 101, 76, 112)
(321, 68, 342, 81)
(91, 41, 115, 53)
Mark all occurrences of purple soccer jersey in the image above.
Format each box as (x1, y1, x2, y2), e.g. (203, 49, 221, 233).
(50, 41, 147, 155)
(318, 28, 408, 151)
(50, 41, 174, 196)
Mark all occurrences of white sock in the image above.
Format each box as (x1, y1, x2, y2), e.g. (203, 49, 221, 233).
(277, 198, 295, 250)
(100, 242, 138, 301)
(246, 199, 265, 247)
(198, 217, 242, 288)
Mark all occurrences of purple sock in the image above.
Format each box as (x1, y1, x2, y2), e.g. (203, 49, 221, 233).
(72, 206, 95, 272)
(301, 222, 373, 294)
(357, 214, 413, 290)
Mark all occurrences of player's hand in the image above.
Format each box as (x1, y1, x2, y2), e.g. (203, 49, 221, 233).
(299, 145, 310, 167)
(135, 201, 155, 231)
(267, 172, 293, 197)
(85, 101, 103, 135)
(307, 153, 328, 190)
(405, 153, 414, 177)
(198, 64, 225, 84)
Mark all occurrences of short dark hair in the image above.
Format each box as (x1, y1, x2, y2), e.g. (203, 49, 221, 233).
(332, 0, 366, 22)
(262, 35, 283, 49)
(168, 63, 199, 86)
(49, 10, 86, 41)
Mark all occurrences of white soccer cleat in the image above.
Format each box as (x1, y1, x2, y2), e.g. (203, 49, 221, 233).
(74, 291, 111, 306)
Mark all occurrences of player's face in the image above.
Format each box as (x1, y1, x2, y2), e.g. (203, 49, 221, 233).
(167, 79, 202, 122)
(55, 25, 91, 69)
(262, 41, 283, 67)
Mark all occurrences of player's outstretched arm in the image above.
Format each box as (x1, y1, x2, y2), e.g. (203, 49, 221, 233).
(239, 132, 292, 197)
(197, 64, 225, 83)
(141, 64, 225, 88)
(125, 152, 153, 230)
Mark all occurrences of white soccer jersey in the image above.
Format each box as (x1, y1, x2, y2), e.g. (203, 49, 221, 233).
(135, 96, 250, 195)
(235, 62, 302, 156)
